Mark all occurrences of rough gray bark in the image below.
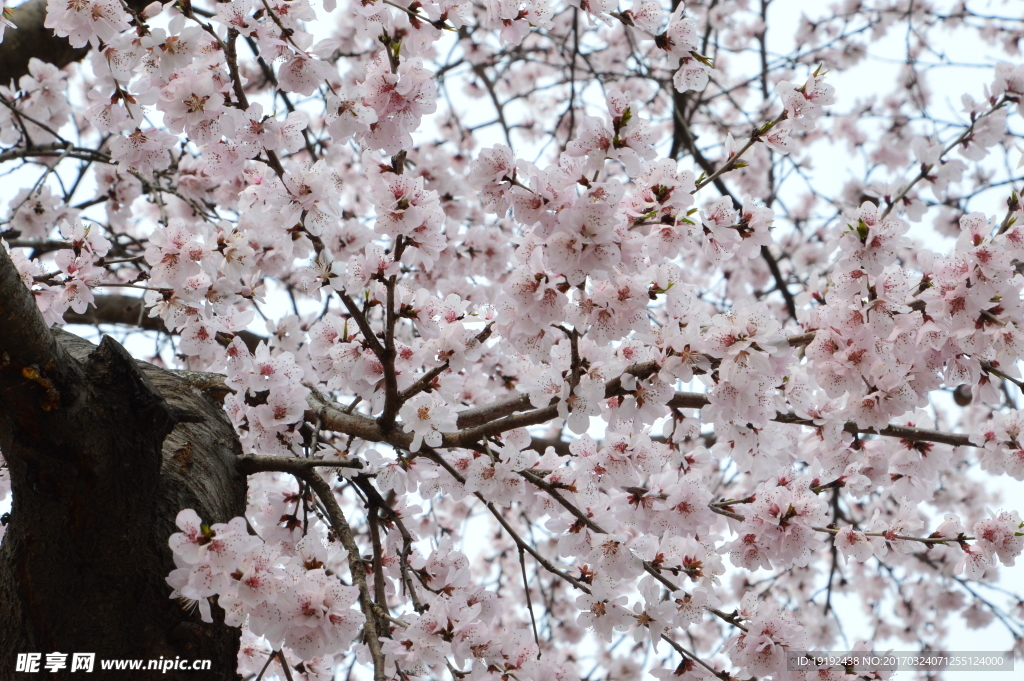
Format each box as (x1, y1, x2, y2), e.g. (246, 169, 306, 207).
(0, 245, 247, 679)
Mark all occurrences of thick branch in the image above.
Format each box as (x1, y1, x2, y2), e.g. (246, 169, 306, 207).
(186, 340, 980, 457)
(0, 329, 246, 676)
(238, 455, 364, 472)
(0, 243, 79, 406)
(63, 294, 265, 353)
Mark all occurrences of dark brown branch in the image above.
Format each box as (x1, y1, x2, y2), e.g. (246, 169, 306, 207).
(0, 144, 111, 164)
(378, 238, 407, 434)
(237, 455, 364, 473)
(187, 340, 980, 456)
(0, 242, 79, 404)
(670, 101, 798, 319)
(63, 294, 265, 353)
(455, 392, 532, 429)
(419, 447, 592, 593)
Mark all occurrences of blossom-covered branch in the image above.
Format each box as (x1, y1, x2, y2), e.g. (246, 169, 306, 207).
(4, 0, 1024, 678)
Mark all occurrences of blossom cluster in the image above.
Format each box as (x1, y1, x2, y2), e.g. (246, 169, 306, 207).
(224, 340, 310, 457)
(167, 508, 361, 667)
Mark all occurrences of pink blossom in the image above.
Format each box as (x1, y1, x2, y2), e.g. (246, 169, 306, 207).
(44, 0, 130, 48)
(109, 128, 177, 177)
(399, 393, 456, 451)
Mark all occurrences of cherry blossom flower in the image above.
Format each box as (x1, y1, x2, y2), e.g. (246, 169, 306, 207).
(158, 69, 227, 142)
(834, 526, 873, 564)
(399, 393, 456, 451)
(0, 1, 14, 42)
(44, 0, 130, 48)
(109, 128, 177, 177)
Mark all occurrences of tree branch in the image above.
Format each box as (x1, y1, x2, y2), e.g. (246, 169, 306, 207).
(0, 242, 79, 406)
(260, 458, 387, 681)
(63, 294, 265, 353)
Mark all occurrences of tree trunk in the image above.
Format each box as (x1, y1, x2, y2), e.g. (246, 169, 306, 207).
(0, 246, 247, 679)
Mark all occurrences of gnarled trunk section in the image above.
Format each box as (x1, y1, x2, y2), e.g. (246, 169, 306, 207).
(0, 245, 247, 679)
